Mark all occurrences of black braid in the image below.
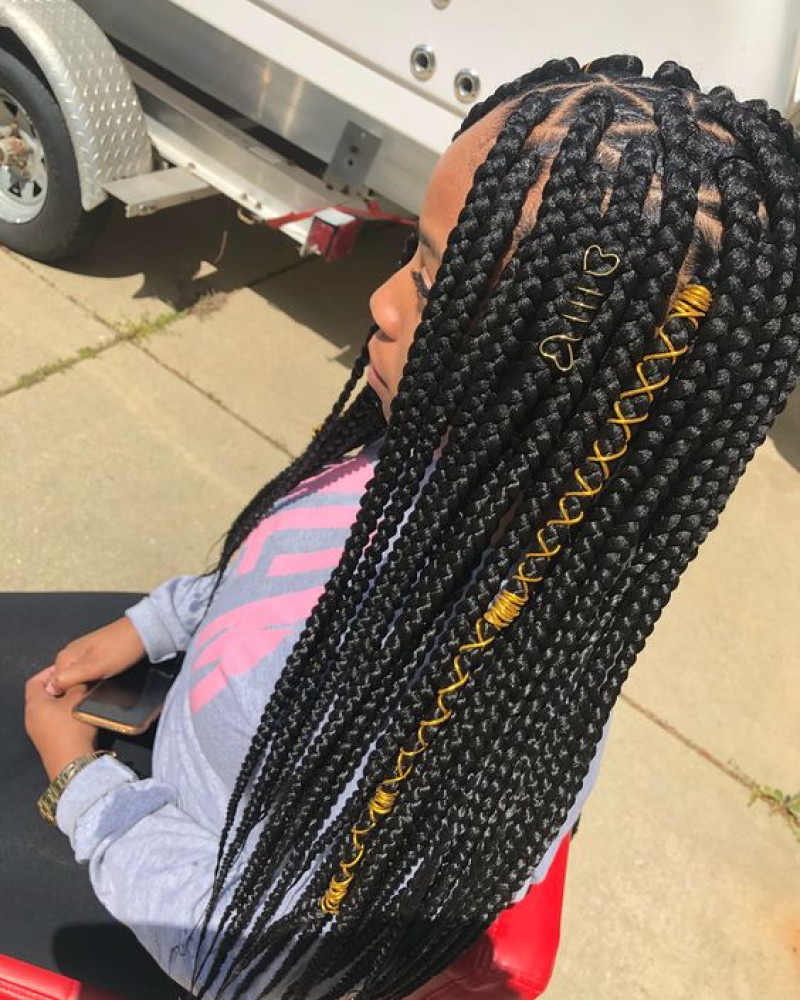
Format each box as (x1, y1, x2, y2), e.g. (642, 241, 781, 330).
(192, 88, 568, 990)
(369, 159, 787, 995)
(215, 94, 616, 922)
(371, 106, 800, 1000)
(322, 87, 706, 940)
(182, 56, 800, 1000)
(199, 92, 648, 996)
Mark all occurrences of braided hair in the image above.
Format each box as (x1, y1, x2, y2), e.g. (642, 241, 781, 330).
(186, 54, 800, 1000)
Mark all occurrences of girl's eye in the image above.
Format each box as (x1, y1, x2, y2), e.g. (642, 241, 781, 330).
(410, 268, 430, 302)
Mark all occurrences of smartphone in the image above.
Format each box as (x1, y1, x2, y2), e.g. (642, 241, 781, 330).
(72, 659, 179, 736)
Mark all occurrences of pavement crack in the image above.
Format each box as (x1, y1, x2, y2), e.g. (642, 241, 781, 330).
(133, 340, 297, 461)
(1, 309, 188, 399)
(2, 340, 114, 397)
(243, 251, 317, 290)
(1, 246, 312, 400)
(619, 692, 751, 790)
(6, 249, 120, 334)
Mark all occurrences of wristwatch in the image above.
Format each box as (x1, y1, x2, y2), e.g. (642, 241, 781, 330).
(37, 750, 116, 825)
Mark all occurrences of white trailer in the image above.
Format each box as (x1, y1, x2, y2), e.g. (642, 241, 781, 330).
(0, 0, 798, 262)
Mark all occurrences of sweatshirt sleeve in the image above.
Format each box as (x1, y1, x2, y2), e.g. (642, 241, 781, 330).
(54, 731, 611, 990)
(125, 572, 219, 663)
(55, 755, 255, 995)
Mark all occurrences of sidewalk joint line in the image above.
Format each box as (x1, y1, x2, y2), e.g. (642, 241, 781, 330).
(3, 249, 304, 457)
(0, 311, 188, 399)
(5, 249, 121, 336)
(1, 244, 315, 401)
(133, 340, 297, 461)
(618, 692, 751, 790)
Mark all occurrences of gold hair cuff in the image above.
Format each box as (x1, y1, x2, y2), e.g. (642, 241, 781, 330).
(540, 245, 621, 372)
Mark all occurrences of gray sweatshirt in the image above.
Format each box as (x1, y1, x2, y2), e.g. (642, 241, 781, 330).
(56, 438, 609, 998)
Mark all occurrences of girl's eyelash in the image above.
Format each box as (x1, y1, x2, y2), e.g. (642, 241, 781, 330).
(411, 268, 430, 301)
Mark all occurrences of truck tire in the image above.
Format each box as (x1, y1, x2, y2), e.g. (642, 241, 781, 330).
(0, 47, 111, 263)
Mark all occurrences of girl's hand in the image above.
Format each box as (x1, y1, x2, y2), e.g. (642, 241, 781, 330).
(25, 666, 99, 781)
(44, 616, 146, 696)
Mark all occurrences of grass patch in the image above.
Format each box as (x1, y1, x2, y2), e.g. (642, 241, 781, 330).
(9, 308, 189, 394)
(730, 762, 800, 843)
(188, 289, 229, 320)
(15, 355, 81, 388)
(113, 309, 187, 341)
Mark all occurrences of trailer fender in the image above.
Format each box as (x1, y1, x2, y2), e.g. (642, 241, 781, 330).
(0, 0, 152, 211)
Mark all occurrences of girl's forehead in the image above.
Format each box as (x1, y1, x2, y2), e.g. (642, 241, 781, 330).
(421, 101, 550, 263)
(420, 105, 509, 253)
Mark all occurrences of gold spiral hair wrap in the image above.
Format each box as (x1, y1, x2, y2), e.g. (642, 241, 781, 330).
(321, 283, 712, 915)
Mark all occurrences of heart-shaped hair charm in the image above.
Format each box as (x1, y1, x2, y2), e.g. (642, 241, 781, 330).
(539, 333, 582, 373)
(583, 244, 620, 278)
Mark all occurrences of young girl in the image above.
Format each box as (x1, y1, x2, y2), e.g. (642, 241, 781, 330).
(20, 54, 800, 1000)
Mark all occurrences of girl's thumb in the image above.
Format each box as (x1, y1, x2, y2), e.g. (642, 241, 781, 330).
(44, 665, 65, 698)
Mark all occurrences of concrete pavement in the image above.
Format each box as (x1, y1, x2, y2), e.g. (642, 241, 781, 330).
(2, 199, 798, 999)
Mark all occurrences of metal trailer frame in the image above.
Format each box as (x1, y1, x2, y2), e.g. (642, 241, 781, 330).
(76, 0, 458, 217)
(2, 0, 799, 256)
(0, 0, 419, 255)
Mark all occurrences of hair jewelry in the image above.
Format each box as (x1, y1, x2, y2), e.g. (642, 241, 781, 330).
(539, 244, 620, 372)
(320, 283, 711, 915)
(189, 60, 800, 1000)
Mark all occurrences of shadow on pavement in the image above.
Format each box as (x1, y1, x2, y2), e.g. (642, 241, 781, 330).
(255, 220, 410, 369)
(770, 387, 800, 472)
(53, 198, 411, 369)
(56, 197, 300, 312)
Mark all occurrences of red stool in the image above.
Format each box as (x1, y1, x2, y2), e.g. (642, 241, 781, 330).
(0, 834, 569, 1000)
(409, 833, 571, 1000)
(0, 955, 122, 1000)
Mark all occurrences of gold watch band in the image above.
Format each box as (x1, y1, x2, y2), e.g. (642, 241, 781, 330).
(37, 750, 117, 826)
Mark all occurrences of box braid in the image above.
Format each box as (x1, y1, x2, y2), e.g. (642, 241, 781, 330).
(191, 95, 564, 912)
(241, 88, 704, 992)
(189, 90, 639, 995)
(364, 157, 794, 999)
(213, 94, 614, 898)
(189, 86, 573, 972)
(197, 66, 772, 996)
(353, 99, 799, 1000)
(184, 55, 799, 1000)
(362, 132, 798, 1000)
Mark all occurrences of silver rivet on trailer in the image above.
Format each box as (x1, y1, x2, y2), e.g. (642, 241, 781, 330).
(411, 45, 436, 81)
(432, 0, 451, 8)
(454, 69, 480, 103)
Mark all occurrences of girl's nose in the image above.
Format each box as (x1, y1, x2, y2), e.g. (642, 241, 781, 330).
(369, 270, 405, 342)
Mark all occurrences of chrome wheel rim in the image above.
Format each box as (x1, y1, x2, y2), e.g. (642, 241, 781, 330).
(0, 87, 48, 223)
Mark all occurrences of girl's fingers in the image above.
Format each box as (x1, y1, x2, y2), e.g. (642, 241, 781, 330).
(27, 664, 54, 685)
(52, 664, 84, 692)
(38, 664, 65, 697)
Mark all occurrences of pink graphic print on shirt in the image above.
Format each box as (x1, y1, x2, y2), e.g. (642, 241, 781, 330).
(189, 451, 375, 714)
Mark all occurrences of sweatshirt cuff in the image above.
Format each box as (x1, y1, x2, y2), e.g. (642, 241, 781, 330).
(125, 596, 179, 663)
(56, 754, 138, 845)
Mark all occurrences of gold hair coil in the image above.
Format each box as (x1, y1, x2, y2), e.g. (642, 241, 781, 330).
(320, 284, 712, 915)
